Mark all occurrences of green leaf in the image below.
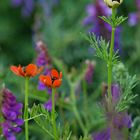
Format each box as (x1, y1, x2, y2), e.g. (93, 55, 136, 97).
(61, 123, 72, 140)
(115, 73, 138, 112)
(99, 16, 128, 27)
(83, 33, 109, 62)
(30, 104, 54, 138)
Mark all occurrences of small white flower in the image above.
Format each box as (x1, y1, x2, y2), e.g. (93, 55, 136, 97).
(104, 0, 123, 8)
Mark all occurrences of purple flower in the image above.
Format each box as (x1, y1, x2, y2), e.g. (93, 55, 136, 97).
(94, 127, 131, 140)
(35, 41, 52, 93)
(84, 60, 95, 84)
(94, 128, 110, 140)
(11, 0, 23, 7)
(22, 0, 35, 17)
(35, 41, 52, 67)
(83, 0, 121, 52)
(128, 13, 138, 26)
(136, 0, 140, 10)
(35, 41, 53, 110)
(0, 88, 24, 140)
(44, 99, 52, 111)
(10, 0, 34, 17)
(113, 112, 131, 129)
(128, 0, 140, 26)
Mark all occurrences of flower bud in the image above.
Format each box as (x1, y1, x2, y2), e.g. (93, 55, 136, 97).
(104, 0, 123, 8)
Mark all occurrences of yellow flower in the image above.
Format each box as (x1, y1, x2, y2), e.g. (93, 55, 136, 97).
(104, 0, 123, 8)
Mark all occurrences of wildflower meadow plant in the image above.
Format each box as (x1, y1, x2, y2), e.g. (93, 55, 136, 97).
(0, 0, 139, 140)
(10, 64, 43, 140)
(84, 0, 137, 139)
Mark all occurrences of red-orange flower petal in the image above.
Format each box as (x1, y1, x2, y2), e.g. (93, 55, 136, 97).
(11, 64, 43, 78)
(39, 75, 46, 83)
(10, 65, 25, 77)
(39, 75, 52, 87)
(26, 64, 37, 77)
(51, 69, 59, 78)
(52, 79, 62, 88)
(10, 66, 21, 76)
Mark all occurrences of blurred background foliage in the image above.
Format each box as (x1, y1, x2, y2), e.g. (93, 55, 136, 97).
(0, 0, 140, 139)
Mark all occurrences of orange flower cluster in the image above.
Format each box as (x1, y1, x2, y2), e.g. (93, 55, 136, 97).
(10, 64, 62, 88)
(10, 64, 43, 78)
(39, 69, 62, 88)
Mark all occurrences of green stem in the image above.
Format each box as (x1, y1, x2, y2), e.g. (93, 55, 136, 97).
(82, 80, 88, 110)
(107, 8, 117, 140)
(71, 86, 87, 136)
(82, 80, 88, 126)
(24, 77, 29, 140)
(51, 88, 58, 140)
(108, 8, 116, 108)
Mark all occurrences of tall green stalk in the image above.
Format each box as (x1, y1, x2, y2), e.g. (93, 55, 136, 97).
(108, 8, 116, 107)
(24, 77, 29, 140)
(52, 88, 58, 140)
(71, 86, 87, 136)
(107, 8, 116, 140)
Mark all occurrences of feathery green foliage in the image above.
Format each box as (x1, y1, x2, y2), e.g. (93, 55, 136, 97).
(83, 33, 119, 65)
(113, 64, 138, 112)
(131, 117, 140, 140)
(99, 16, 128, 27)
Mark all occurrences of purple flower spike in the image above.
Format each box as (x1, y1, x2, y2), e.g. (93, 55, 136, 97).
(35, 41, 54, 110)
(35, 41, 52, 68)
(0, 88, 23, 140)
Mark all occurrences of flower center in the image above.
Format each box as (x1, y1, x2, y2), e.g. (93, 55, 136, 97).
(112, 0, 120, 3)
(51, 77, 58, 84)
(22, 67, 26, 73)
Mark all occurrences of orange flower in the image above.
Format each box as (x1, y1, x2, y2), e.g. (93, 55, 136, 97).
(10, 64, 43, 78)
(39, 69, 62, 88)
